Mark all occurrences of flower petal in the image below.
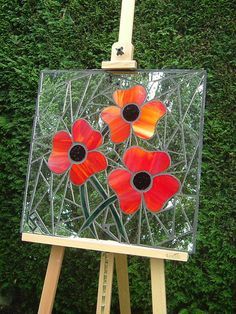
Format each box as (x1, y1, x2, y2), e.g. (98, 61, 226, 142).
(144, 175, 180, 212)
(133, 100, 166, 139)
(48, 131, 72, 174)
(123, 147, 171, 175)
(101, 106, 131, 143)
(69, 151, 107, 185)
(108, 169, 141, 214)
(72, 119, 102, 150)
(113, 85, 147, 108)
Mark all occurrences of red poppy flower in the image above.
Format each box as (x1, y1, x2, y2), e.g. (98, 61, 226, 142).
(48, 119, 107, 185)
(108, 147, 180, 214)
(101, 85, 166, 143)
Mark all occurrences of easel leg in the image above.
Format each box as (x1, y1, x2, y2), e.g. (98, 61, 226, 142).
(150, 258, 166, 314)
(115, 254, 131, 314)
(96, 252, 114, 314)
(38, 245, 65, 314)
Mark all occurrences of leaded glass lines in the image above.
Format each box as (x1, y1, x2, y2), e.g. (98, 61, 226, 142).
(22, 69, 206, 253)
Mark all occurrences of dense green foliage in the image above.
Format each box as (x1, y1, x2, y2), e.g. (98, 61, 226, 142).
(0, 0, 235, 313)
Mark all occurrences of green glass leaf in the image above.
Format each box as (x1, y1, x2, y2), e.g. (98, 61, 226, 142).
(79, 184, 97, 238)
(80, 194, 117, 233)
(90, 176, 128, 242)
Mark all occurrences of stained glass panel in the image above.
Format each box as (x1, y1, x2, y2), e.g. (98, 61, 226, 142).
(21, 69, 206, 253)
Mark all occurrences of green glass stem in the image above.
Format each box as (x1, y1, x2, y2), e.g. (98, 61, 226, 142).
(79, 184, 97, 238)
(79, 194, 117, 233)
(85, 176, 128, 242)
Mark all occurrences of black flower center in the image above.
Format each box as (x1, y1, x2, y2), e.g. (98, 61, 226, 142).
(133, 172, 151, 191)
(69, 144, 86, 162)
(122, 104, 140, 122)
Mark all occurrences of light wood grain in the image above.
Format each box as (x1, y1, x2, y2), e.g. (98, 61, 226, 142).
(38, 246, 65, 314)
(96, 252, 114, 314)
(150, 258, 167, 314)
(102, 60, 137, 70)
(22, 233, 189, 261)
(101, 0, 137, 69)
(115, 254, 131, 314)
(118, 0, 136, 43)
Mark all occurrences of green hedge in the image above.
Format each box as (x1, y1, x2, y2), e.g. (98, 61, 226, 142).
(0, 0, 235, 313)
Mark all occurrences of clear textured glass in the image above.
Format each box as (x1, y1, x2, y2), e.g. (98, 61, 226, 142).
(21, 69, 206, 253)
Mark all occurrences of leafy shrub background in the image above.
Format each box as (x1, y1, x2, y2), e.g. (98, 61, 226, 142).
(0, 0, 235, 313)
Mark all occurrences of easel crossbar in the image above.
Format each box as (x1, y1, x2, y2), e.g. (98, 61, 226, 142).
(22, 233, 188, 262)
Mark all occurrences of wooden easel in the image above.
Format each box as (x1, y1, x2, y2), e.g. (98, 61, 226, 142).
(22, 234, 188, 313)
(22, 1, 189, 313)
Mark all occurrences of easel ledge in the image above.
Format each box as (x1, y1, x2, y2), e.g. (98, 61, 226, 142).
(22, 233, 188, 262)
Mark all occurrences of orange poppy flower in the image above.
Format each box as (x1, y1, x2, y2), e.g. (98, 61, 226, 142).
(101, 85, 166, 143)
(48, 119, 107, 185)
(108, 147, 180, 214)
